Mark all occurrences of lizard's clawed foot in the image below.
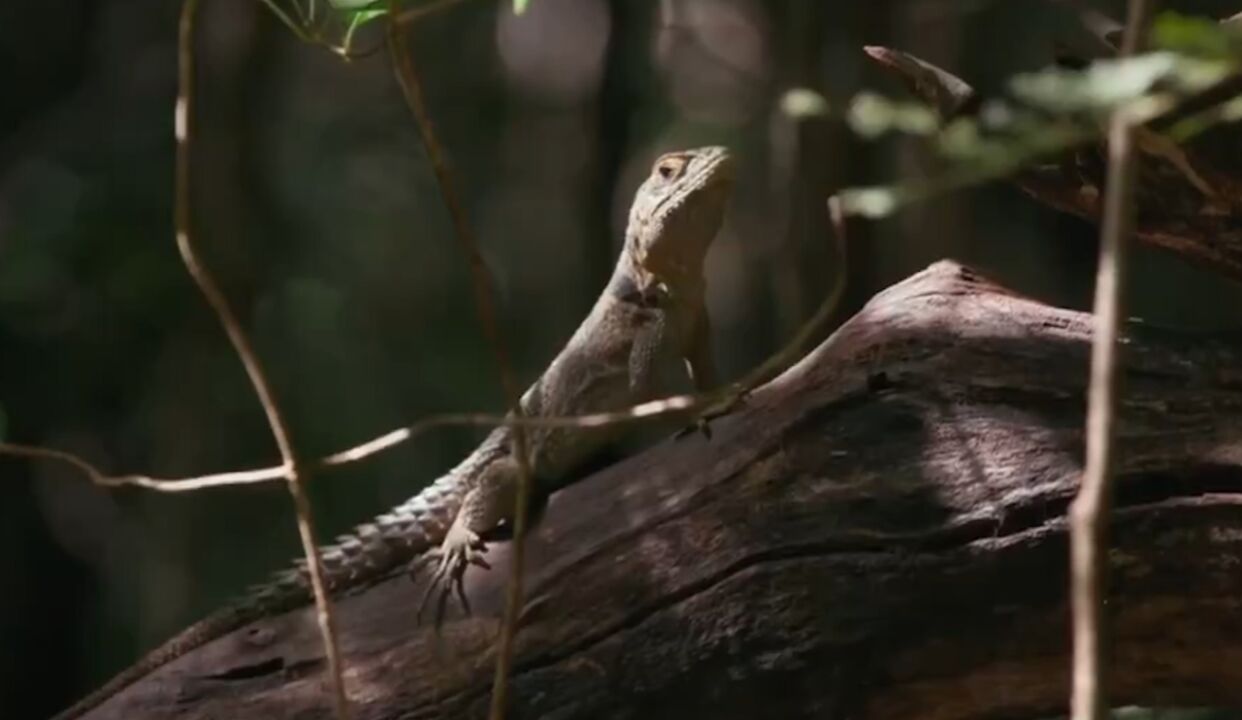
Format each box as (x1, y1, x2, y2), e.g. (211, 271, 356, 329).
(412, 526, 491, 629)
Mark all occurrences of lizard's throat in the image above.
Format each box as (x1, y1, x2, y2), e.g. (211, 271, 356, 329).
(626, 241, 702, 294)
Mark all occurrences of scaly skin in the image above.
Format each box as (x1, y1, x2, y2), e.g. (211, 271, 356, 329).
(54, 145, 735, 720)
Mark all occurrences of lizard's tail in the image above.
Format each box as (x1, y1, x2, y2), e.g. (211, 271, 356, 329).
(49, 596, 290, 720)
(50, 479, 459, 720)
(48, 573, 313, 720)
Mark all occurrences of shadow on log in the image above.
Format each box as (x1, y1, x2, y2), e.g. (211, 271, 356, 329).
(79, 261, 1242, 720)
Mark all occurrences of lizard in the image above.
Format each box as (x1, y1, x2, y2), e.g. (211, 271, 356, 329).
(53, 144, 736, 720)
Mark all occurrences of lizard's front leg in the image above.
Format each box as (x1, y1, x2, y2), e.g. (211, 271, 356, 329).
(414, 458, 517, 626)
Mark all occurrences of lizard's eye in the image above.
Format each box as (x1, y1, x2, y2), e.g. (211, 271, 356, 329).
(655, 156, 687, 181)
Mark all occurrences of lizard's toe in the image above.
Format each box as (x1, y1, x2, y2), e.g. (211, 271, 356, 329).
(415, 528, 487, 628)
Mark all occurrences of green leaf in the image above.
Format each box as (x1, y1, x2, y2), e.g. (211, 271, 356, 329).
(341, 7, 387, 51)
(837, 187, 901, 218)
(1008, 51, 1231, 117)
(1010, 52, 1178, 114)
(347, 8, 387, 26)
(1151, 10, 1242, 60)
(779, 88, 830, 119)
(847, 92, 896, 138)
(514, 0, 530, 15)
(846, 92, 939, 138)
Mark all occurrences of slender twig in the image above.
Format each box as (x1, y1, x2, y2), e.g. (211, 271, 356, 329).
(3, 230, 850, 496)
(383, 8, 532, 719)
(256, 0, 311, 40)
(2, 242, 849, 494)
(289, 0, 309, 26)
(249, 0, 389, 62)
(702, 193, 849, 416)
(175, 2, 350, 718)
(0, 394, 702, 492)
(3, 166, 848, 512)
(0, 441, 289, 491)
(1069, 3, 1153, 720)
(730, 195, 848, 396)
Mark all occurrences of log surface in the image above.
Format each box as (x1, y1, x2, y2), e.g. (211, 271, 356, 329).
(79, 261, 1242, 720)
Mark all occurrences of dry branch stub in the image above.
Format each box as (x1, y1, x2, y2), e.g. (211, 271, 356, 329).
(864, 44, 1242, 282)
(78, 261, 1242, 720)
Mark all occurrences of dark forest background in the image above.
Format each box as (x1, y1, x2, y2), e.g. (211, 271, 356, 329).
(3, 1, 1242, 718)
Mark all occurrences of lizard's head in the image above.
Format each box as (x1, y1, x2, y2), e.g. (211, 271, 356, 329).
(626, 145, 735, 288)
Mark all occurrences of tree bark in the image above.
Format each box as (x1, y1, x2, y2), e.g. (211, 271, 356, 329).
(80, 261, 1242, 720)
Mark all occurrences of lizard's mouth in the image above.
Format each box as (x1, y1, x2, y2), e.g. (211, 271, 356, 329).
(660, 148, 735, 248)
(685, 145, 736, 190)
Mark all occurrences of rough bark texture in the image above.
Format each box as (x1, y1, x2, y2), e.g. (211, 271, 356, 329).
(75, 261, 1242, 720)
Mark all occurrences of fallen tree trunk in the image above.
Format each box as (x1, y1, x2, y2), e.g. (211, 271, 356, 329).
(80, 261, 1242, 720)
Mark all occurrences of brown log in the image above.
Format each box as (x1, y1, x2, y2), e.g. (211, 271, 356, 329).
(77, 261, 1242, 720)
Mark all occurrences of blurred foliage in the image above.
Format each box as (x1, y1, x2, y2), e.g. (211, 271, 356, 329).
(1153, 11, 1242, 59)
(847, 92, 940, 138)
(779, 87, 831, 120)
(836, 10, 1242, 218)
(262, 0, 537, 55)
